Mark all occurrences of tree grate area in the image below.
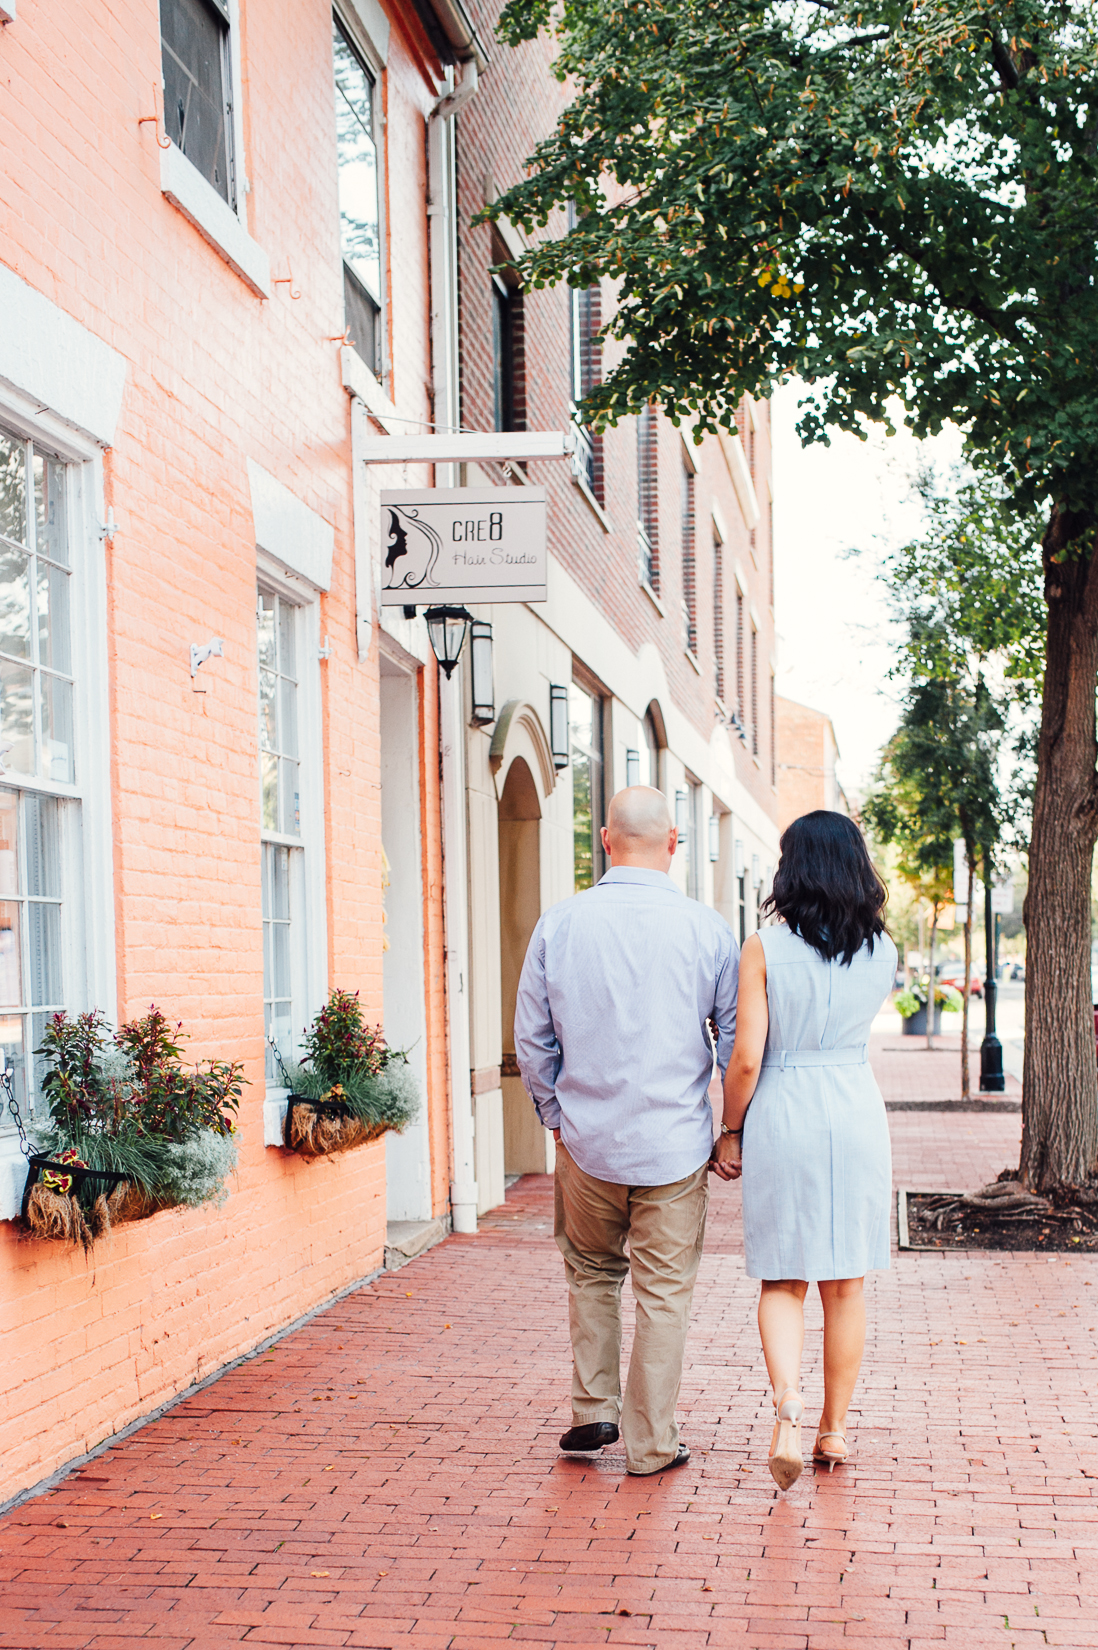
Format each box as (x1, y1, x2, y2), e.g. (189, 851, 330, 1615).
(901, 1176, 1098, 1253)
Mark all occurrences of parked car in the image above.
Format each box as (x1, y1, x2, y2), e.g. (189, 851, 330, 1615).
(935, 962, 983, 997)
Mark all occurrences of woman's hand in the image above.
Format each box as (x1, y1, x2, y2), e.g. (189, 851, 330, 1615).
(709, 1131, 742, 1182)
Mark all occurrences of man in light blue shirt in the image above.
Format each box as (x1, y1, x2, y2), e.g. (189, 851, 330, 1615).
(515, 786, 738, 1475)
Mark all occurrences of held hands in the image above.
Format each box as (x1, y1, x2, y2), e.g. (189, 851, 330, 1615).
(709, 1130, 742, 1181)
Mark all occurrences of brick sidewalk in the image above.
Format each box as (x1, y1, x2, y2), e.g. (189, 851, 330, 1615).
(2, 1053, 1096, 1650)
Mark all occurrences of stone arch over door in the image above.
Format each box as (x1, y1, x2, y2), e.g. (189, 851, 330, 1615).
(498, 756, 551, 1175)
(490, 699, 557, 807)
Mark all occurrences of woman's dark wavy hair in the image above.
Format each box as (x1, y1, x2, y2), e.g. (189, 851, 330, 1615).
(760, 811, 888, 965)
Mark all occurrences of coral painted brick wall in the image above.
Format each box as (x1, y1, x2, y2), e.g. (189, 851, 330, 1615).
(0, 0, 450, 1501)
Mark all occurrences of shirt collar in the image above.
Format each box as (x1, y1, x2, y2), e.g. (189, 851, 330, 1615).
(597, 866, 678, 891)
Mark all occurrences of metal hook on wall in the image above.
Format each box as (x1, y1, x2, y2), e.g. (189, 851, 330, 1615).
(272, 260, 302, 300)
(138, 81, 173, 150)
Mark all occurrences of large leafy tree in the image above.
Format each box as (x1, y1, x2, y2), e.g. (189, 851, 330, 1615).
(489, 0, 1098, 1188)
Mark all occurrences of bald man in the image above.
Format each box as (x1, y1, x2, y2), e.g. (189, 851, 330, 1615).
(514, 786, 739, 1476)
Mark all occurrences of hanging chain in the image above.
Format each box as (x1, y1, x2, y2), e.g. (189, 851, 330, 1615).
(1, 1068, 31, 1159)
(266, 1034, 294, 1090)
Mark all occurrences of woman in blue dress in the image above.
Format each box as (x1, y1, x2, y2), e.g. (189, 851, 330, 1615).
(711, 811, 896, 1489)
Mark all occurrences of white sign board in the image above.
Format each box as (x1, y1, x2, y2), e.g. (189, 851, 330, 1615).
(953, 840, 1015, 917)
(380, 487, 547, 606)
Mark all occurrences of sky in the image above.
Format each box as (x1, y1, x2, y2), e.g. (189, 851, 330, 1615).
(771, 381, 964, 796)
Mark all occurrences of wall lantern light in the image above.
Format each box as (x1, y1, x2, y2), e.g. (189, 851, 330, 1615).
(674, 789, 690, 850)
(625, 748, 640, 789)
(734, 838, 745, 879)
(752, 852, 762, 889)
(708, 813, 721, 864)
(549, 683, 570, 768)
(424, 605, 473, 679)
(469, 619, 495, 725)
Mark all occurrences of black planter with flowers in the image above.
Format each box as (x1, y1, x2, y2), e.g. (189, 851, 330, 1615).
(8, 1008, 244, 1249)
(279, 989, 419, 1158)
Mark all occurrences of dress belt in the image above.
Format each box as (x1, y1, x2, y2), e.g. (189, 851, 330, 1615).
(761, 1044, 869, 1070)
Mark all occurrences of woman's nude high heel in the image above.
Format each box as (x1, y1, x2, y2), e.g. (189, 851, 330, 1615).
(768, 1386, 805, 1490)
(813, 1430, 849, 1472)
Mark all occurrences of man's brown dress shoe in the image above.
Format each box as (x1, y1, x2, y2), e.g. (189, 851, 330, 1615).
(559, 1422, 619, 1453)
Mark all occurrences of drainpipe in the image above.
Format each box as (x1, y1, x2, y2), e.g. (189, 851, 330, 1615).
(429, 55, 481, 1235)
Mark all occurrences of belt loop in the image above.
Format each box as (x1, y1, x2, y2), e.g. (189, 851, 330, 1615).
(779, 1050, 787, 1072)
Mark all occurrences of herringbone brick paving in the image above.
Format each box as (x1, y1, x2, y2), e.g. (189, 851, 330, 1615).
(2, 1046, 1095, 1648)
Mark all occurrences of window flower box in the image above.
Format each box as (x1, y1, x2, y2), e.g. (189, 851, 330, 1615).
(8, 1008, 243, 1249)
(278, 989, 419, 1159)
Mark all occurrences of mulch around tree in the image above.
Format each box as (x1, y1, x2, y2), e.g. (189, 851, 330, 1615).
(901, 1183, 1098, 1252)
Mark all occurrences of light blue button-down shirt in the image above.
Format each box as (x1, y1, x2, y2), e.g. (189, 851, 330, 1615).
(513, 866, 739, 1186)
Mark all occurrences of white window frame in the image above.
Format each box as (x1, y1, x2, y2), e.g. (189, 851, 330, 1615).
(257, 557, 328, 1146)
(0, 396, 115, 1218)
(333, 0, 390, 384)
(157, 0, 271, 298)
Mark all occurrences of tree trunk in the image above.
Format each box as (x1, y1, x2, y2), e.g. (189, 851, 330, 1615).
(1021, 508, 1098, 1190)
(926, 908, 938, 1051)
(961, 858, 974, 1100)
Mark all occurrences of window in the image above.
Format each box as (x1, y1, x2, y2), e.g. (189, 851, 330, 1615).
(0, 426, 82, 1117)
(644, 709, 661, 789)
(681, 459, 696, 655)
(258, 590, 303, 1079)
(770, 672, 776, 787)
(637, 404, 659, 589)
(334, 17, 383, 377)
(737, 871, 746, 943)
(160, 0, 235, 205)
(492, 275, 525, 434)
(751, 624, 759, 757)
(735, 589, 745, 729)
(571, 683, 604, 891)
(570, 286, 603, 504)
(679, 781, 702, 899)
(713, 530, 724, 702)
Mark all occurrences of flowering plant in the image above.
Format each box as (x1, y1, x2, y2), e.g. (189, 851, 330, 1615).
(894, 980, 964, 1018)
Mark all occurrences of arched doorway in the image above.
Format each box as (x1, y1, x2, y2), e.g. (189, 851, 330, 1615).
(498, 756, 548, 1174)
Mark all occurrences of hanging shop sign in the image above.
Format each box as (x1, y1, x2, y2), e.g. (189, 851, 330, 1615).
(380, 487, 547, 606)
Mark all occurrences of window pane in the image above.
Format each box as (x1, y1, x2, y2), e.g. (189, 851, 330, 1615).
(0, 432, 27, 547)
(41, 674, 74, 784)
(277, 597, 296, 679)
(33, 453, 69, 567)
(343, 265, 380, 376)
(257, 592, 276, 671)
(161, 0, 231, 202)
(25, 795, 60, 898)
(260, 750, 278, 833)
(333, 24, 381, 302)
(37, 561, 72, 674)
(0, 789, 17, 896)
(280, 756, 300, 837)
(279, 673, 298, 757)
(571, 688, 596, 893)
(270, 843, 290, 920)
(0, 1015, 27, 1114)
(0, 659, 35, 776)
(259, 667, 277, 751)
(0, 546, 31, 660)
(28, 901, 61, 1007)
(271, 918, 291, 1001)
(0, 903, 21, 1009)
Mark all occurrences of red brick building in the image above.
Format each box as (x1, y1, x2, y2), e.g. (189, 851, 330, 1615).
(0, 0, 779, 1504)
(776, 694, 849, 832)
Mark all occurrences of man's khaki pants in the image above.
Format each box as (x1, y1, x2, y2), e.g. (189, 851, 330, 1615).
(554, 1144, 709, 1474)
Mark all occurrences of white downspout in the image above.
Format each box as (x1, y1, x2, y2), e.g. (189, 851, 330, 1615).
(429, 60, 479, 1235)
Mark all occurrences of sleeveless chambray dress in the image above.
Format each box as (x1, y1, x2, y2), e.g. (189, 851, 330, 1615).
(741, 923, 897, 1282)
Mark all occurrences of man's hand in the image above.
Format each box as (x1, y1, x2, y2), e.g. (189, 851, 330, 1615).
(709, 1132, 742, 1182)
(553, 1129, 561, 1142)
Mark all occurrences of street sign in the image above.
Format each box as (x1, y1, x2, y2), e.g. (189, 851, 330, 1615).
(380, 487, 547, 606)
